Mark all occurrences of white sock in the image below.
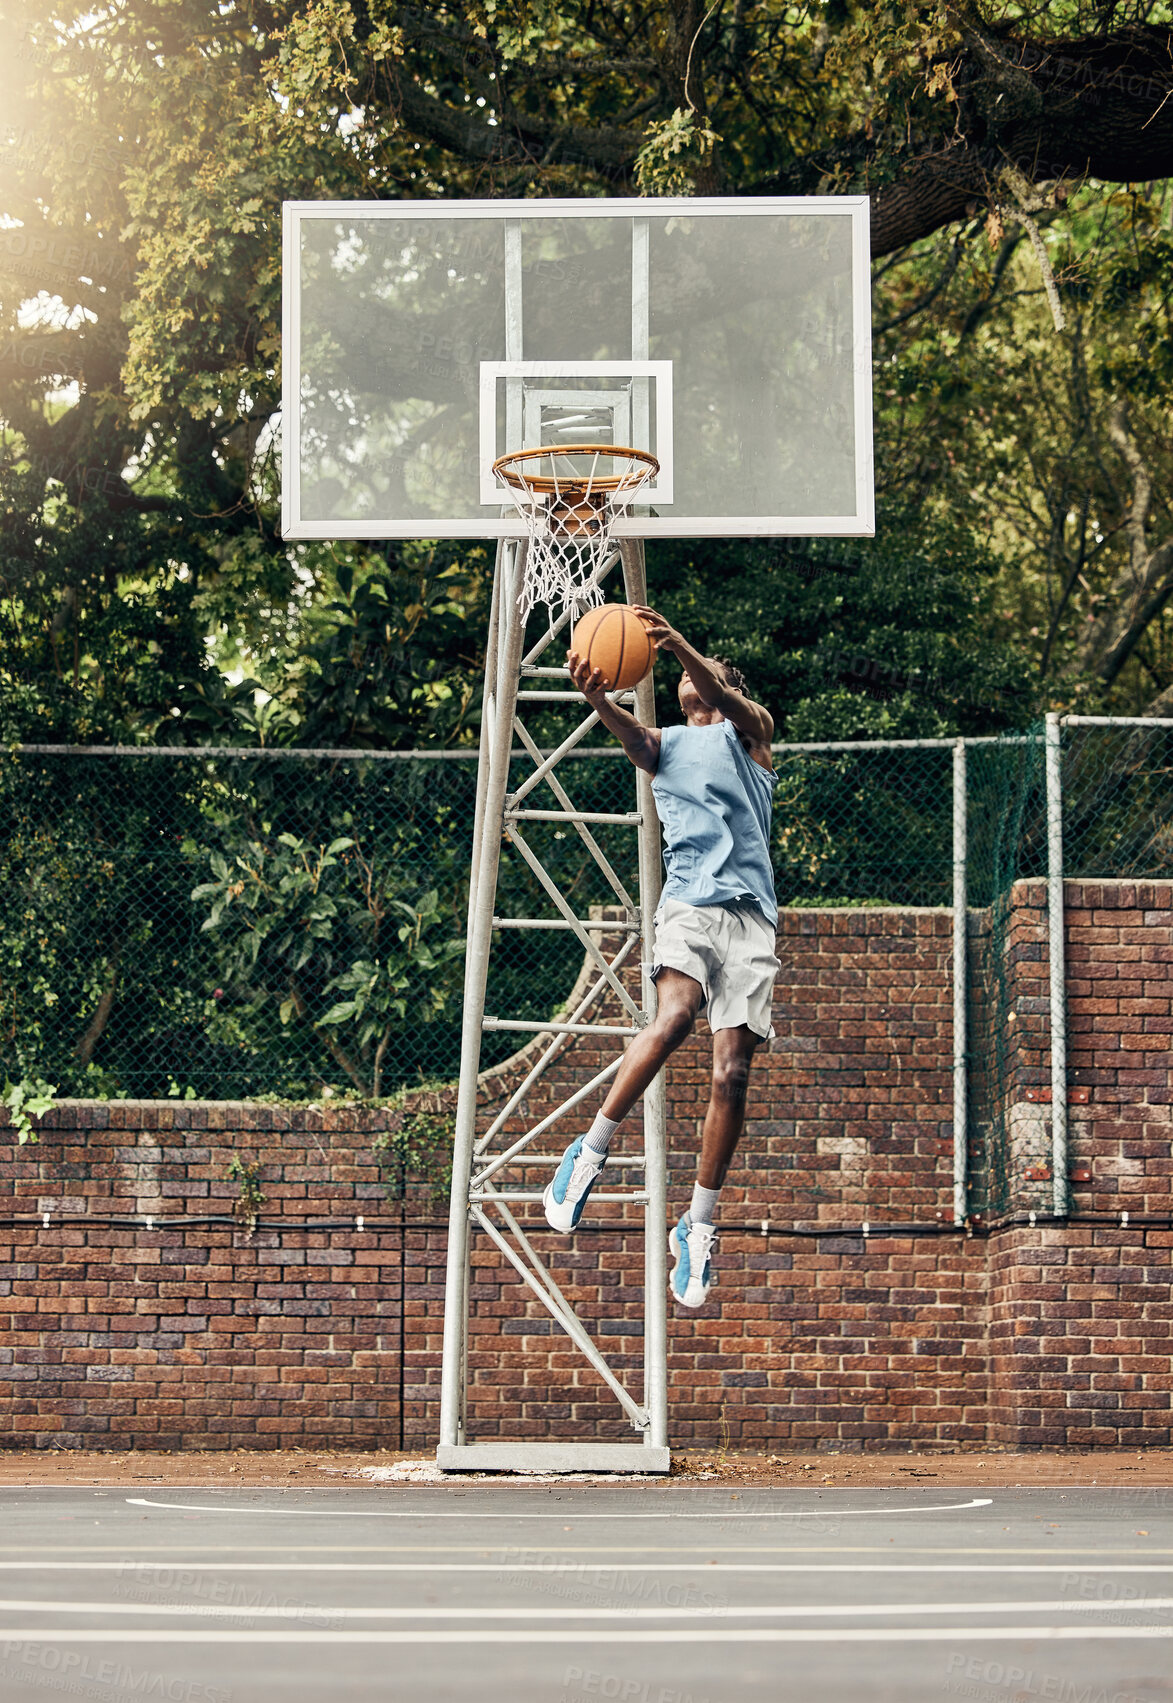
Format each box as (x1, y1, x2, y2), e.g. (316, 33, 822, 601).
(583, 1111, 622, 1159)
(690, 1182, 720, 1226)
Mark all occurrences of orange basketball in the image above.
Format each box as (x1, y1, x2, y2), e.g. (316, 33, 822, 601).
(570, 604, 655, 691)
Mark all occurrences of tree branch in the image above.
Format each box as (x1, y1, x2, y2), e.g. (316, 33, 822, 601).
(869, 24, 1173, 257)
(1076, 403, 1173, 685)
(874, 231, 967, 336)
(1108, 398, 1152, 584)
(391, 71, 643, 176)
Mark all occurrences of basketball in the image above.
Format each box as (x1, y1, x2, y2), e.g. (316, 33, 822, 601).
(570, 604, 655, 691)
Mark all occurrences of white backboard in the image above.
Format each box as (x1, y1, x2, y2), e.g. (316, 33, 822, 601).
(282, 196, 874, 541)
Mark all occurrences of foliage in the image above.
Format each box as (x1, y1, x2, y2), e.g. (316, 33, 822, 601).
(5, 0, 1173, 756)
(2, 1074, 57, 1145)
(645, 509, 1038, 740)
(634, 109, 722, 197)
(0, 749, 483, 1102)
(870, 182, 1173, 714)
(246, 549, 488, 751)
(4, 1, 1173, 1118)
(194, 826, 467, 1100)
(2, 0, 1171, 745)
(224, 1154, 266, 1237)
(373, 1082, 457, 1203)
(0, 751, 215, 1098)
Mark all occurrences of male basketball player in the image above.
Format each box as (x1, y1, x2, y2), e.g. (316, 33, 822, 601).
(543, 605, 779, 1309)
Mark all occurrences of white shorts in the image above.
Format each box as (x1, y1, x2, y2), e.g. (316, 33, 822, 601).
(650, 898, 779, 1043)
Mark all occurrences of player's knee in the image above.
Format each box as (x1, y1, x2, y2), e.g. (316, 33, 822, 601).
(712, 1056, 750, 1103)
(655, 1004, 695, 1049)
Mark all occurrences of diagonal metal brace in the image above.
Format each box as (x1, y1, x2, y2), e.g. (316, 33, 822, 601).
(472, 1197, 649, 1432)
(509, 717, 639, 913)
(507, 826, 644, 1021)
(471, 1056, 623, 1190)
(475, 935, 638, 1156)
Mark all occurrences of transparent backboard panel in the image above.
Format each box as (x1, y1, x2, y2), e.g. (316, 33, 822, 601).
(283, 197, 873, 540)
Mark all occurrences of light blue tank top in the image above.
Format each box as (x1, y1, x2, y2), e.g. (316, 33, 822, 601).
(651, 719, 777, 924)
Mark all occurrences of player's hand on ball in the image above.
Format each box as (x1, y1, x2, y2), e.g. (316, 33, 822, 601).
(568, 650, 609, 697)
(631, 606, 681, 652)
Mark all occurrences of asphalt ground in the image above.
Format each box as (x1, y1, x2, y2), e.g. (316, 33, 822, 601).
(1, 1485, 1172, 1703)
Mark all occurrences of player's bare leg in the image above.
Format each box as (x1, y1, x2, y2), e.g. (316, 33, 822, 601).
(697, 1024, 760, 1188)
(671, 1023, 760, 1308)
(542, 970, 700, 1233)
(601, 968, 703, 1121)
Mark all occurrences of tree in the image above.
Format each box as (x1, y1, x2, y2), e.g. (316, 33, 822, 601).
(647, 511, 1037, 738)
(4, 0, 1173, 735)
(6, 0, 1173, 1103)
(867, 181, 1173, 713)
(1, 0, 491, 746)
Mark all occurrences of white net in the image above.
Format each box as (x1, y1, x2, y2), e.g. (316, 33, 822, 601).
(493, 446, 658, 620)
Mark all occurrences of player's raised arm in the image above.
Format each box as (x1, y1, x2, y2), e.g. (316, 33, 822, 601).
(567, 652, 661, 774)
(632, 607, 773, 749)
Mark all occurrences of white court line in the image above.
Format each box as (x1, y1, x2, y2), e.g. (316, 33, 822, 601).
(123, 1496, 994, 1520)
(0, 1628, 1170, 1645)
(7, 1544, 1173, 1560)
(11, 1543, 1171, 1561)
(7, 1562, 1173, 1575)
(5, 1598, 1173, 1620)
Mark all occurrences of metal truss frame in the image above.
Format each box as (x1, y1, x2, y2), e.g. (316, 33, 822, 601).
(436, 536, 670, 1473)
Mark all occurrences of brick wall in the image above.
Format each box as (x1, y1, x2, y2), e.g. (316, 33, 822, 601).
(1, 882, 1170, 1453)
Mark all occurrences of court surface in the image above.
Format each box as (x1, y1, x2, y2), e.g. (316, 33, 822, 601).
(2, 1484, 1172, 1703)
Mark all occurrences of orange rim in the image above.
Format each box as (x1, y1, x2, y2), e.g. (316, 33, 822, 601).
(493, 444, 659, 497)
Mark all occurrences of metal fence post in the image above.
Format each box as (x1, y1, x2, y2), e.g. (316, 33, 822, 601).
(952, 739, 967, 1226)
(1044, 712, 1069, 1217)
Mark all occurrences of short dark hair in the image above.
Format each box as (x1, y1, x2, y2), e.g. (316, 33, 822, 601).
(712, 655, 749, 697)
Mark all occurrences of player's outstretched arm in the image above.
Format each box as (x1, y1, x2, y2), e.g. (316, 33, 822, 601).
(568, 651, 662, 774)
(632, 607, 773, 746)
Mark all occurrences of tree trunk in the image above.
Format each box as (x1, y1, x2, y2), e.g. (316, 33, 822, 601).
(73, 948, 121, 1067)
(870, 25, 1173, 258)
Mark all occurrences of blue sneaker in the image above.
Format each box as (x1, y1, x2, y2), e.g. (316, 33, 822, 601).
(669, 1211, 717, 1309)
(543, 1136, 605, 1233)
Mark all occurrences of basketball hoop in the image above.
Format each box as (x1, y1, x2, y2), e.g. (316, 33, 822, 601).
(493, 445, 659, 620)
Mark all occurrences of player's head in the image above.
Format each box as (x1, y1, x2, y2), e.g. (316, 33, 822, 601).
(713, 656, 748, 697)
(677, 655, 750, 713)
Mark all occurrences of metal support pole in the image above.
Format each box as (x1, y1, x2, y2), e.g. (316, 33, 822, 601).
(620, 538, 668, 1452)
(951, 740, 967, 1226)
(1044, 712, 1069, 1217)
(465, 543, 506, 956)
(437, 533, 669, 1473)
(451, 544, 506, 1438)
(438, 541, 526, 1449)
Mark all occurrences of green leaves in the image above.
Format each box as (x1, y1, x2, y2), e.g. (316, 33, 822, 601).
(193, 823, 465, 1098)
(646, 514, 1037, 742)
(634, 110, 722, 197)
(2, 1075, 57, 1145)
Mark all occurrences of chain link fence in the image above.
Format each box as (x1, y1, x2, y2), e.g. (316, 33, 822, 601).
(0, 745, 639, 1101)
(0, 721, 1168, 1116)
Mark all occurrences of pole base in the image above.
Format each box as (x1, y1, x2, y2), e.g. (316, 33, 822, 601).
(436, 1442, 670, 1475)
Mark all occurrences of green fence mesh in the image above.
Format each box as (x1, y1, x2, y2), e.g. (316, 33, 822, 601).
(1061, 720, 1173, 880)
(965, 734, 1047, 1215)
(0, 746, 641, 1101)
(772, 743, 954, 906)
(1, 723, 1168, 1115)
